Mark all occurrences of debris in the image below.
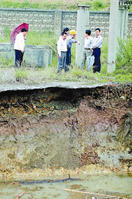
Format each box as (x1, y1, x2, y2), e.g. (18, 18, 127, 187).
(63, 188, 127, 199)
(15, 192, 34, 199)
(15, 192, 25, 199)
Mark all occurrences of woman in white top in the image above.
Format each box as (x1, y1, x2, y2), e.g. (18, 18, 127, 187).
(14, 28, 27, 67)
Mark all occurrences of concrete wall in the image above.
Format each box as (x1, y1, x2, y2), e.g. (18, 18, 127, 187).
(0, 8, 132, 37)
(0, 43, 52, 67)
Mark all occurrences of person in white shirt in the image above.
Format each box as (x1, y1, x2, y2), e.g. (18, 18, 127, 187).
(57, 31, 69, 73)
(82, 29, 94, 71)
(14, 28, 27, 67)
(92, 28, 103, 73)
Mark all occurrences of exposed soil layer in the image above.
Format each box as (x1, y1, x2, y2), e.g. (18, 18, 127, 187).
(0, 83, 132, 180)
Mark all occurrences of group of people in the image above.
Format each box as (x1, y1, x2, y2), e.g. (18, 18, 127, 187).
(14, 27, 103, 74)
(57, 27, 103, 73)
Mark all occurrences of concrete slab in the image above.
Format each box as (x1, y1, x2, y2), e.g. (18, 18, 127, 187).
(0, 82, 111, 93)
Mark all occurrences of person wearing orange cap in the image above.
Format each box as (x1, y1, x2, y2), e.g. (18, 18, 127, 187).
(66, 30, 80, 69)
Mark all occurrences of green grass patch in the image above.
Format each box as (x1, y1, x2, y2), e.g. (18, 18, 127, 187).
(0, 0, 110, 11)
(0, 26, 11, 43)
(112, 38, 132, 83)
(0, 57, 14, 67)
(115, 39, 132, 74)
(0, 27, 57, 47)
(1, 0, 131, 11)
(90, 0, 109, 11)
(15, 68, 29, 80)
(26, 31, 57, 50)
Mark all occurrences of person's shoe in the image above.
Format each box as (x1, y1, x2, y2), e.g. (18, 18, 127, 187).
(65, 67, 69, 72)
(57, 69, 61, 74)
(93, 65, 97, 73)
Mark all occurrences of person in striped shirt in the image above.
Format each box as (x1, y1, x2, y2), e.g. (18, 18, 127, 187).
(92, 28, 103, 73)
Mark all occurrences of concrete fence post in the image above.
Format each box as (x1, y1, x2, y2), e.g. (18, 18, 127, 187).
(107, 0, 129, 73)
(76, 5, 90, 67)
(54, 10, 62, 37)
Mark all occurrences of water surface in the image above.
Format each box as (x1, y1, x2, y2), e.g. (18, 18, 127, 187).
(0, 175, 132, 199)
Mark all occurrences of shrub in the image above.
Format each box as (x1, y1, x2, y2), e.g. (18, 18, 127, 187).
(101, 39, 108, 73)
(92, 0, 106, 10)
(115, 39, 132, 74)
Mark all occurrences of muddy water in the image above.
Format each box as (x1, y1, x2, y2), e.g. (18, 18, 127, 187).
(0, 175, 132, 199)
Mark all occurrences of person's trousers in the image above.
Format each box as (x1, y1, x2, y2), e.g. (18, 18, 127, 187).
(15, 50, 24, 68)
(57, 52, 69, 73)
(87, 55, 94, 71)
(82, 49, 93, 70)
(66, 48, 71, 66)
(93, 48, 101, 73)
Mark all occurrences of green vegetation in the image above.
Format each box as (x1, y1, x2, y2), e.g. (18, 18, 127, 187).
(0, 0, 132, 11)
(1, 26, 57, 46)
(0, 26, 11, 43)
(92, 0, 109, 11)
(0, 58, 14, 68)
(113, 39, 132, 82)
(15, 68, 29, 80)
(0, 0, 110, 11)
(115, 39, 132, 74)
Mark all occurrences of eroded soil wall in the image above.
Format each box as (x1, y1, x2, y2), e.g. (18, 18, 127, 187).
(0, 84, 132, 180)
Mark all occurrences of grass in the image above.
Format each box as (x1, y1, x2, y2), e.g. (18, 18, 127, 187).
(0, 0, 110, 11)
(0, 66, 114, 85)
(0, 62, 131, 85)
(1, 26, 57, 46)
(15, 68, 29, 80)
(1, 0, 132, 11)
